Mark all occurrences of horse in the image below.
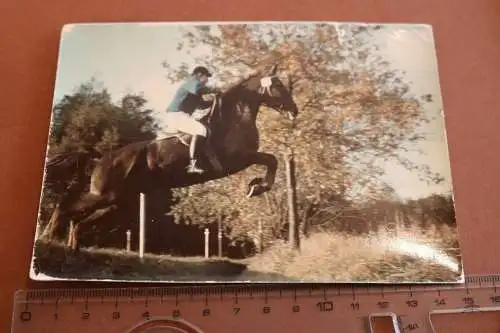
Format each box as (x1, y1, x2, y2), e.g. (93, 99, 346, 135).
(41, 63, 299, 252)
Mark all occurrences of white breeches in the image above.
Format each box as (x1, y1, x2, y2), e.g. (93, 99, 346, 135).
(162, 110, 208, 137)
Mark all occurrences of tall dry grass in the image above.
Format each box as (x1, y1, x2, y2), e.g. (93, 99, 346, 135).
(245, 221, 462, 282)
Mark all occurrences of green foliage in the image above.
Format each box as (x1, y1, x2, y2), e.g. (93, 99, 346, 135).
(48, 78, 159, 156)
(39, 78, 160, 228)
(304, 193, 457, 237)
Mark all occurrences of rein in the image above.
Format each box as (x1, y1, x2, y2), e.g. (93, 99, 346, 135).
(206, 94, 221, 125)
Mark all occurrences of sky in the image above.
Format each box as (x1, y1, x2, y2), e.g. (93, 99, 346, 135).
(50, 22, 454, 201)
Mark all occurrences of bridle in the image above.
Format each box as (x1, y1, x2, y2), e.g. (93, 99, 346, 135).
(258, 76, 294, 119)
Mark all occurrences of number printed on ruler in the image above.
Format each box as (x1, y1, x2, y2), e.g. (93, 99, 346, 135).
(11, 276, 500, 333)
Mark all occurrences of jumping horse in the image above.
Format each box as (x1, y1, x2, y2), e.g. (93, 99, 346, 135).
(41, 63, 299, 251)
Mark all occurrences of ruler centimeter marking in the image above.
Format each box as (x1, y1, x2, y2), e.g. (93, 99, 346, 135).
(11, 275, 500, 333)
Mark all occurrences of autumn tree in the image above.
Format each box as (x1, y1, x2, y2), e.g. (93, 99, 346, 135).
(163, 23, 444, 247)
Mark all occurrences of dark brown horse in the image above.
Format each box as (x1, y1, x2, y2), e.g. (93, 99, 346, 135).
(41, 63, 299, 251)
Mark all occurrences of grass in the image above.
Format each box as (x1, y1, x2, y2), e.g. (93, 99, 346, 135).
(31, 240, 290, 282)
(32, 222, 462, 283)
(244, 222, 462, 283)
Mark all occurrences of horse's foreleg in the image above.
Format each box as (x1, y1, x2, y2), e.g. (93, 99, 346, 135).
(243, 152, 278, 198)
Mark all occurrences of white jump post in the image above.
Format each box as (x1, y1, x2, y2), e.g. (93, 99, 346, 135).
(126, 229, 131, 252)
(139, 193, 146, 261)
(258, 219, 264, 253)
(217, 229, 222, 258)
(204, 228, 210, 259)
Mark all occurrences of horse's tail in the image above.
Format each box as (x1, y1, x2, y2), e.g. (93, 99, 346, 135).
(39, 151, 102, 242)
(44, 150, 102, 188)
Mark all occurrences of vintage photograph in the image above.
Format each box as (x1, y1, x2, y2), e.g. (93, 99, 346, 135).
(30, 21, 463, 283)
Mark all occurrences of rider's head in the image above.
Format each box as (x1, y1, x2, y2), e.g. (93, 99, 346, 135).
(192, 66, 212, 86)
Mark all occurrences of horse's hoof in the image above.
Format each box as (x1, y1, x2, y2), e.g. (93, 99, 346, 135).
(247, 184, 257, 198)
(246, 178, 269, 198)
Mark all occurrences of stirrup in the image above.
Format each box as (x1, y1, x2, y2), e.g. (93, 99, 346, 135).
(187, 160, 204, 174)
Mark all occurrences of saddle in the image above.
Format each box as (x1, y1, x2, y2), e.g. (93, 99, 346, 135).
(158, 130, 192, 147)
(157, 107, 211, 146)
(147, 97, 221, 171)
(157, 98, 217, 145)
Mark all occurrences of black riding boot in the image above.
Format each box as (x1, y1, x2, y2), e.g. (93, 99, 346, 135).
(187, 135, 205, 174)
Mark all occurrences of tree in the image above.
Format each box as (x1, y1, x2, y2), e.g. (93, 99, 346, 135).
(39, 79, 160, 229)
(163, 23, 444, 249)
(49, 79, 159, 155)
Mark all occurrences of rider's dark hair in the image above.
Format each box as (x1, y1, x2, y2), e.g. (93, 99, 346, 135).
(192, 66, 212, 77)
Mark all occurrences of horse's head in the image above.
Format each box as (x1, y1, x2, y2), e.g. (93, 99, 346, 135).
(253, 64, 299, 121)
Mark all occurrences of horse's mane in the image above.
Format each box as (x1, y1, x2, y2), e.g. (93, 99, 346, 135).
(220, 61, 279, 97)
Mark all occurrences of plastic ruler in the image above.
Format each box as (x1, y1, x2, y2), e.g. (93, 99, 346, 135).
(10, 275, 500, 333)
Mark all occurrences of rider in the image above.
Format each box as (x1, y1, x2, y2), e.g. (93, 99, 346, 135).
(165, 66, 218, 174)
